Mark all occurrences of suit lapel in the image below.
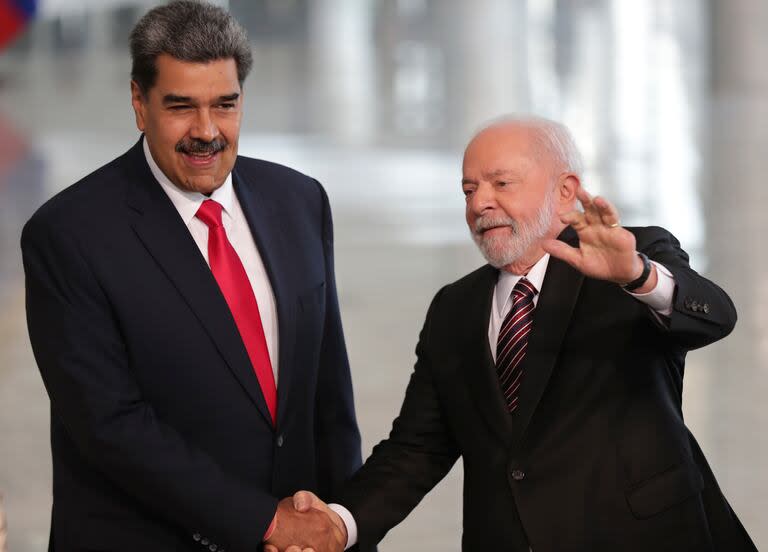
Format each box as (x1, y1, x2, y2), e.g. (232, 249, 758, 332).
(461, 265, 517, 448)
(510, 227, 584, 446)
(124, 141, 275, 427)
(232, 166, 297, 429)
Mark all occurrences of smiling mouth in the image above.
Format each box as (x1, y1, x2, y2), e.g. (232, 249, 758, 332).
(181, 151, 219, 167)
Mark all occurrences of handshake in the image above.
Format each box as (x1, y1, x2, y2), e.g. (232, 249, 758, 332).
(263, 491, 347, 552)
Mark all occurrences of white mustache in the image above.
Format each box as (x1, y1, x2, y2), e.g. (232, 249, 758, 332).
(474, 215, 517, 234)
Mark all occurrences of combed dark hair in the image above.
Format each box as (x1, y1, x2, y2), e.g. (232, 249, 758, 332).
(130, 0, 253, 95)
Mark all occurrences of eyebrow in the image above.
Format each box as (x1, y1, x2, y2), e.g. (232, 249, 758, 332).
(162, 94, 192, 104)
(161, 92, 241, 104)
(484, 169, 521, 179)
(462, 169, 522, 185)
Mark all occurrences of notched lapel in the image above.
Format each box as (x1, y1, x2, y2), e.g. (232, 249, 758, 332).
(124, 144, 275, 427)
(232, 167, 298, 428)
(512, 228, 584, 446)
(460, 266, 516, 448)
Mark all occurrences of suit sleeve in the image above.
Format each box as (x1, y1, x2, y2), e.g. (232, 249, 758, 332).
(21, 216, 276, 552)
(639, 226, 737, 350)
(338, 288, 461, 549)
(312, 182, 364, 502)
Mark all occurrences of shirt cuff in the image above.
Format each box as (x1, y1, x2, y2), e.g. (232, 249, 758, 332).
(328, 503, 358, 550)
(626, 261, 674, 316)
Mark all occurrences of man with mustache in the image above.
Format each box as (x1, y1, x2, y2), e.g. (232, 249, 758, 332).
(271, 117, 755, 551)
(21, 2, 360, 551)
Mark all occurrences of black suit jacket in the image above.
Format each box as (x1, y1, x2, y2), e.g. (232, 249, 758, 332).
(22, 139, 362, 552)
(341, 226, 756, 551)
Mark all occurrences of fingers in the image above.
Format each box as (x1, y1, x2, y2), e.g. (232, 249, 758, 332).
(293, 490, 326, 513)
(568, 188, 622, 231)
(593, 195, 620, 228)
(542, 238, 582, 270)
(560, 210, 587, 231)
(263, 546, 278, 552)
(575, 187, 601, 224)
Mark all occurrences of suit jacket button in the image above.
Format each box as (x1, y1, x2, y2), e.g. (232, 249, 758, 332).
(201, 538, 209, 546)
(703, 303, 710, 314)
(193, 533, 201, 542)
(690, 300, 699, 311)
(209, 545, 218, 551)
(684, 297, 693, 308)
(511, 469, 525, 481)
(276, 434, 284, 447)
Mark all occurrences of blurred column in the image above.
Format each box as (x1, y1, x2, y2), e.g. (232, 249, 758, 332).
(444, 0, 529, 141)
(705, 0, 768, 544)
(307, 0, 376, 142)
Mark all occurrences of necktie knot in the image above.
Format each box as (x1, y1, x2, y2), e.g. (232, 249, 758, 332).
(512, 277, 537, 304)
(196, 199, 224, 229)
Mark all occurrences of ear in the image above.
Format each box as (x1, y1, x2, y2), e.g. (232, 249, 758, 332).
(556, 172, 580, 210)
(130, 80, 147, 132)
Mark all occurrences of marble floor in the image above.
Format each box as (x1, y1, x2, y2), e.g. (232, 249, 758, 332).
(0, 1, 766, 550)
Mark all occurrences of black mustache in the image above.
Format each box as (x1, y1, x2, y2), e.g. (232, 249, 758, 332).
(175, 139, 227, 155)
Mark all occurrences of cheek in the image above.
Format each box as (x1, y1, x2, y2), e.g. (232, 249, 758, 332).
(465, 205, 476, 226)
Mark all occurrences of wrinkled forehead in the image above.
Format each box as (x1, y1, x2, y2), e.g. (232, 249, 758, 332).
(463, 134, 536, 175)
(463, 124, 559, 178)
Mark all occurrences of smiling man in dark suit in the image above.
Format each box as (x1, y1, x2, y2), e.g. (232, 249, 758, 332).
(21, 2, 356, 551)
(272, 116, 756, 552)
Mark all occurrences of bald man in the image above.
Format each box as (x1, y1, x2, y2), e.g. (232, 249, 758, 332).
(269, 117, 755, 552)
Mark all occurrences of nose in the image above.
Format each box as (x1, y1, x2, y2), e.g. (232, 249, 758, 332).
(468, 182, 496, 217)
(190, 108, 218, 143)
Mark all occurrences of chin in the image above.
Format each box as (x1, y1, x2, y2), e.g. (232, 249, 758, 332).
(182, 175, 224, 194)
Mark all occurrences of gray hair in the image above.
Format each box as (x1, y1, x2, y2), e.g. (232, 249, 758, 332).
(482, 115, 584, 177)
(130, 0, 253, 95)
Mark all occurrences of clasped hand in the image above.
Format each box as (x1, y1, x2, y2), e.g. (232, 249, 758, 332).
(263, 492, 346, 552)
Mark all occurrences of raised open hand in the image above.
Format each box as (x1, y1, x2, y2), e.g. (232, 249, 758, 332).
(542, 187, 646, 285)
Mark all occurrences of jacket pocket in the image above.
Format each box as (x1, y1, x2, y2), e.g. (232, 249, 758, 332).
(625, 462, 704, 519)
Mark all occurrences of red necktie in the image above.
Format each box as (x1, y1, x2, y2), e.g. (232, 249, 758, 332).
(496, 278, 537, 413)
(196, 199, 277, 424)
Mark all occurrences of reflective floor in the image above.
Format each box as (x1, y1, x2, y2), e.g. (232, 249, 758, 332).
(1, 1, 766, 550)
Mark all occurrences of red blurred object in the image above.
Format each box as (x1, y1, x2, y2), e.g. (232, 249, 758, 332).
(0, 0, 29, 50)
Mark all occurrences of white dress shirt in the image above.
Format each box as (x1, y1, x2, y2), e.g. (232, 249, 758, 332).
(143, 140, 280, 382)
(335, 254, 676, 550)
(489, 254, 675, 359)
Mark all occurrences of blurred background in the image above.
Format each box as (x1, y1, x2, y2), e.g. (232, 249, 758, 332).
(0, 0, 766, 549)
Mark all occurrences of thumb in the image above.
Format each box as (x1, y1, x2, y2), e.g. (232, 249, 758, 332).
(542, 238, 582, 270)
(293, 490, 319, 512)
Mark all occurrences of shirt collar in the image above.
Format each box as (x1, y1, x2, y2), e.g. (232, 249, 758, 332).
(143, 137, 234, 226)
(495, 253, 550, 316)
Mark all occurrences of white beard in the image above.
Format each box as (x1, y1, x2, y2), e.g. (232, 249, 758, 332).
(471, 193, 556, 268)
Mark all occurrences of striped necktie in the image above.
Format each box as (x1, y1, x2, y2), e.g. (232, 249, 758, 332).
(496, 277, 538, 413)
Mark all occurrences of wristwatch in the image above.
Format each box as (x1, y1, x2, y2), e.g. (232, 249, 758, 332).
(621, 252, 652, 292)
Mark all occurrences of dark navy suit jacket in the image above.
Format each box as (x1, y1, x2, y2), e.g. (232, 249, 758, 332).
(22, 138, 362, 552)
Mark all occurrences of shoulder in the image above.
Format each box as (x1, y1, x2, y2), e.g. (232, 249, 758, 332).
(234, 155, 324, 199)
(22, 149, 135, 243)
(429, 264, 497, 310)
(624, 225, 688, 262)
(625, 225, 678, 247)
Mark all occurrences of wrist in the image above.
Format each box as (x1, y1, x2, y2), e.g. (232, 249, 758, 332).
(620, 252, 652, 291)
